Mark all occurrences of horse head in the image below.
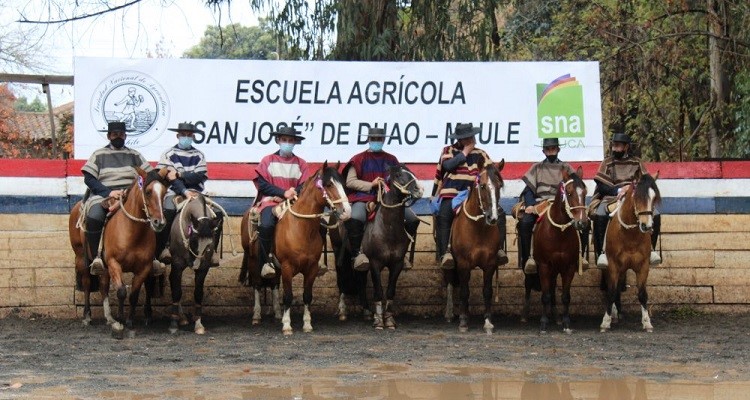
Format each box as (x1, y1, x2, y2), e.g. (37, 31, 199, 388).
(385, 163, 423, 204)
(560, 165, 589, 232)
(135, 167, 171, 232)
(320, 161, 352, 221)
(474, 159, 504, 225)
(631, 170, 661, 233)
(184, 194, 220, 265)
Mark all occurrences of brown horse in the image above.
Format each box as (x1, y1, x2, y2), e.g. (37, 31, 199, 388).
(600, 170, 660, 333)
(328, 211, 373, 322)
(69, 200, 98, 326)
(445, 160, 505, 333)
(100, 167, 170, 338)
(277, 162, 351, 335)
(239, 205, 282, 326)
(529, 166, 588, 333)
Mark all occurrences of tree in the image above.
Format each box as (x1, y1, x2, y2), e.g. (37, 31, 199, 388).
(183, 20, 279, 60)
(14, 96, 47, 112)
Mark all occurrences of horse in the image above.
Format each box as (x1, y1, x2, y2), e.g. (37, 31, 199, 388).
(69, 200, 99, 326)
(527, 166, 588, 333)
(239, 205, 282, 326)
(277, 161, 351, 335)
(328, 211, 372, 322)
(443, 160, 505, 334)
(166, 193, 223, 335)
(361, 164, 423, 329)
(99, 167, 170, 338)
(599, 170, 660, 333)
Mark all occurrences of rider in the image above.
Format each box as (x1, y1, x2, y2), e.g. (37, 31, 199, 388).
(590, 132, 662, 268)
(81, 121, 157, 276)
(344, 127, 421, 272)
(517, 138, 589, 274)
(252, 126, 312, 279)
(155, 122, 223, 271)
(433, 123, 508, 270)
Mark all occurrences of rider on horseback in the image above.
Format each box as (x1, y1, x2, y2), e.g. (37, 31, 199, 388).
(253, 127, 312, 279)
(517, 138, 589, 274)
(154, 122, 223, 274)
(344, 127, 421, 272)
(589, 132, 662, 268)
(433, 123, 508, 270)
(82, 121, 155, 276)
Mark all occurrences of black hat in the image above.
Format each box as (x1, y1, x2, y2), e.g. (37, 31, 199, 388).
(167, 122, 201, 133)
(98, 121, 134, 133)
(367, 128, 387, 138)
(448, 123, 481, 140)
(611, 132, 631, 144)
(270, 126, 306, 141)
(542, 138, 560, 147)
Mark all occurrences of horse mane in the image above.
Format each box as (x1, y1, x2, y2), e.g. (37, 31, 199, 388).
(635, 173, 661, 205)
(484, 163, 503, 188)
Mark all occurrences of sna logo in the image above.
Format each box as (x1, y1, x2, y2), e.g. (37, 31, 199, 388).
(536, 74, 585, 140)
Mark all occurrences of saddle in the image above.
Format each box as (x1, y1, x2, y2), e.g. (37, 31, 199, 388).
(511, 199, 552, 221)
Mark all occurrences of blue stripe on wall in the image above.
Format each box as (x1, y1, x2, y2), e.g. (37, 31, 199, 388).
(0, 196, 747, 215)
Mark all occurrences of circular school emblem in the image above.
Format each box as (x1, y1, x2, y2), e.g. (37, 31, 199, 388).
(90, 70, 170, 148)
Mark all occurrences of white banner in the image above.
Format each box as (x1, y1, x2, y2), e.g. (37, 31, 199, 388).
(74, 57, 604, 163)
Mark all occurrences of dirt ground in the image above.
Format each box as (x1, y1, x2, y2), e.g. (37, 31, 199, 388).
(1, 310, 749, 398)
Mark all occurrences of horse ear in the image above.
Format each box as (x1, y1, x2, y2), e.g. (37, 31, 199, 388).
(323, 160, 329, 169)
(561, 166, 570, 180)
(634, 168, 643, 181)
(335, 161, 341, 171)
(576, 165, 584, 178)
(497, 159, 505, 171)
(653, 170, 660, 180)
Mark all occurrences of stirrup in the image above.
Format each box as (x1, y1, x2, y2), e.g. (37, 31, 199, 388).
(650, 251, 662, 266)
(353, 253, 370, 272)
(211, 252, 220, 267)
(151, 259, 166, 276)
(317, 261, 328, 277)
(523, 258, 537, 274)
(158, 248, 172, 265)
(89, 257, 105, 276)
(597, 254, 608, 269)
(580, 257, 590, 271)
(403, 257, 412, 271)
(261, 262, 277, 279)
(440, 253, 454, 270)
(496, 249, 509, 266)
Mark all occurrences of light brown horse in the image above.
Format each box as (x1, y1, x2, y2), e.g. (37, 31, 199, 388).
(530, 166, 588, 333)
(69, 200, 98, 326)
(100, 167, 170, 338)
(600, 170, 660, 333)
(277, 162, 351, 335)
(445, 160, 505, 334)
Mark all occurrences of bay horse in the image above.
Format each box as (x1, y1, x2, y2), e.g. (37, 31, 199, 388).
(239, 205, 282, 326)
(444, 160, 505, 333)
(328, 212, 372, 322)
(69, 200, 99, 326)
(361, 164, 423, 329)
(100, 167, 170, 338)
(277, 161, 351, 335)
(600, 170, 660, 333)
(528, 166, 588, 333)
(167, 193, 223, 335)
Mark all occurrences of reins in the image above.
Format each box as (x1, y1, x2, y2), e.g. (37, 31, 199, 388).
(609, 186, 654, 230)
(544, 179, 586, 231)
(177, 195, 238, 259)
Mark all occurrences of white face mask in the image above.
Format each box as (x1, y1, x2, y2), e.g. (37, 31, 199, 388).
(178, 136, 193, 149)
(279, 143, 295, 156)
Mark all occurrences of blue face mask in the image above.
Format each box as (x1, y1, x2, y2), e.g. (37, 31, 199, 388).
(178, 136, 193, 149)
(280, 143, 295, 156)
(369, 141, 384, 152)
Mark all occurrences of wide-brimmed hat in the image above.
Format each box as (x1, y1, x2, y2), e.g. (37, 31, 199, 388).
(98, 121, 134, 133)
(167, 122, 201, 133)
(367, 127, 387, 138)
(611, 132, 632, 144)
(448, 123, 481, 140)
(270, 126, 306, 141)
(542, 138, 560, 147)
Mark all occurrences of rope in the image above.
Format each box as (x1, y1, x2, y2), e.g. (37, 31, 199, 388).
(117, 188, 150, 224)
(205, 197, 238, 256)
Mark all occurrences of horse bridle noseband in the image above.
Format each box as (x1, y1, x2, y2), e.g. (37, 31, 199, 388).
(377, 170, 419, 209)
(118, 176, 159, 228)
(546, 178, 587, 231)
(287, 177, 348, 220)
(611, 185, 654, 230)
(462, 173, 500, 223)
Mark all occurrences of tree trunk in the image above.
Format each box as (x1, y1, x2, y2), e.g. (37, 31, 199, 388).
(707, 0, 730, 158)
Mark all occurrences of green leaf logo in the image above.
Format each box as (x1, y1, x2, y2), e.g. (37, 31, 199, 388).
(537, 74, 585, 139)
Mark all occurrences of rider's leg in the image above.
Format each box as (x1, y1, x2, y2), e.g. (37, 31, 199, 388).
(258, 207, 278, 279)
(403, 208, 420, 270)
(155, 195, 177, 264)
(85, 200, 107, 276)
(345, 202, 369, 271)
(437, 199, 455, 269)
(650, 212, 662, 265)
(496, 206, 509, 266)
(518, 213, 535, 273)
(211, 209, 224, 266)
(594, 204, 610, 269)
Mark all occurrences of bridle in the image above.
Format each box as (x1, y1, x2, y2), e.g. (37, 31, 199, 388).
(610, 183, 654, 230)
(118, 175, 162, 230)
(546, 178, 587, 231)
(461, 172, 500, 224)
(376, 169, 419, 209)
(288, 177, 348, 220)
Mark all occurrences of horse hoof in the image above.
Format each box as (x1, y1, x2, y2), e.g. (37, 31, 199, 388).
(179, 318, 189, 327)
(539, 329, 548, 335)
(127, 330, 136, 339)
(195, 327, 206, 335)
(82, 319, 91, 327)
(252, 319, 261, 326)
(459, 326, 468, 333)
(169, 327, 178, 335)
(520, 317, 528, 324)
(303, 327, 313, 333)
(563, 328, 573, 335)
(644, 327, 653, 333)
(374, 326, 384, 330)
(600, 328, 609, 333)
(111, 327, 125, 340)
(338, 314, 347, 322)
(283, 329, 293, 336)
(485, 328, 493, 335)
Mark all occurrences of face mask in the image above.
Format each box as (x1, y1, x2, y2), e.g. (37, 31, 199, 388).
(612, 151, 625, 159)
(369, 142, 384, 152)
(279, 143, 295, 156)
(110, 138, 125, 149)
(178, 136, 193, 149)
(545, 155, 557, 163)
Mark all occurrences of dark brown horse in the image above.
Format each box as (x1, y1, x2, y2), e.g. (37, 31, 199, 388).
(167, 193, 222, 335)
(529, 166, 588, 333)
(444, 160, 505, 333)
(600, 170, 660, 333)
(100, 167, 170, 338)
(328, 212, 372, 322)
(361, 164, 423, 329)
(277, 162, 351, 335)
(239, 205, 282, 326)
(69, 200, 98, 326)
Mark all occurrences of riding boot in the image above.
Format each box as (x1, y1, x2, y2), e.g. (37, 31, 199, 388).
(211, 214, 224, 267)
(403, 220, 420, 270)
(518, 215, 535, 273)
(258, 226, 277, 279)
(317, 224, 328, 276)
(155, 208, 176, 264)
(496, 214, 509, 266)
(594, 215, 609, 269)
(436, 201, 454, 269)
(580, 225, 590, 270)
(85, 230, 105, 276)
(650, 214, 662, 265)
(345, 219, 369, 272)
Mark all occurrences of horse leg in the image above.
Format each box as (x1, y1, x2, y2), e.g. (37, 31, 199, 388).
(383, 265, 403, 330)
(521, 273, 539, 323)
(272, 286, 282, 320)
(143, 276, 154, 326)
(458, 268, 471, 333)
(127, 274, 147, 337)
(613, 270, 627, 323)
(370, 267, 384, 329)
(252, 288, 263, 325)
(482, 267, 495, 334)
(357, 271, 372, 321)
(445, 282, 455, 323)
(539, 269, 553, 333)
(636, 267, 653, 332)
(168, 265, 184, 334)
(281, 272, 294, 335)
(600, 267, 619, 332)
(82, 276, 92, 327)
(551, 278, 561, 326)
(302, 273, 315, 333)
(193, 267, 209, 335)
(384, 300, 396, 330)
(337, 293, 348, 321)
(100, 273, 117, 327)
(561, 271, 574, 334)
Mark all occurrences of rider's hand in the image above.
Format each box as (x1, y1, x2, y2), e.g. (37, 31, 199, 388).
(284, 187, 297, 199)
(371, 177, 384, 189)
(616, 187, 626, 200)
(462, 140, 475, 156)
(184, 190, 199, 199)
(167, 168, 179, 182)
(108, 202, 121, 213)
(525, 205, 535, 214)
(109, 189, 124, 199)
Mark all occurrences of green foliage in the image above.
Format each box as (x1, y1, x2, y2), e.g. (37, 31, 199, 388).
(183, 20, 279, 60)
(14, 96, 47, 112)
